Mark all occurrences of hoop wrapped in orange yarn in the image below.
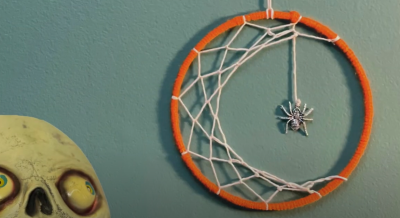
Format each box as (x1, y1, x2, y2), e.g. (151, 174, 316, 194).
(170, 11, 373, 211)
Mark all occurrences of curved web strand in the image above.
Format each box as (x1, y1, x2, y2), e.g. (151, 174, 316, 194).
(176, 17, 346, 206)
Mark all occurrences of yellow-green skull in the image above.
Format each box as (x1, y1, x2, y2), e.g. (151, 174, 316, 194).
(0, 116, 110, 217)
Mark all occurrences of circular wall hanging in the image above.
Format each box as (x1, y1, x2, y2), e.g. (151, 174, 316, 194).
(170, 9, 373, 211)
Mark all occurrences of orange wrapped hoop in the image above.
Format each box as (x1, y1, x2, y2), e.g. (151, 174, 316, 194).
(170, 11, 373, 210)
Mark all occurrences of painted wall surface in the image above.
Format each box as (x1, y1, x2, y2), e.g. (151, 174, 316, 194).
(0, 0, 399, 217)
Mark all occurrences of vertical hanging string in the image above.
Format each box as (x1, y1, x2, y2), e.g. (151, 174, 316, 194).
(292, 34, 301, 107)
(266, 0, 274, 19)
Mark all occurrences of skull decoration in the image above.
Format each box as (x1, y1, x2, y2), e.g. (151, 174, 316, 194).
(0, 115, 110, 217)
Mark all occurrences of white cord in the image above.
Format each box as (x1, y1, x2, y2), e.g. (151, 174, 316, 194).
(292, 33, 301, 107)
(266, 0, 274, 19)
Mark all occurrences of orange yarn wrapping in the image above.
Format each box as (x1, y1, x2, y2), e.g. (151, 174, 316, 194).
(170, 11, 373, 211)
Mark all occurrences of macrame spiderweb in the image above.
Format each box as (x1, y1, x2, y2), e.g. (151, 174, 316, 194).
(173, 14, 351, 209)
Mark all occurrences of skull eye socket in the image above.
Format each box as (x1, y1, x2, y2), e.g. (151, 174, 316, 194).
(0, 169, 18, 206)
(0, 174, 13, 203)
(58, 173, 97, 214)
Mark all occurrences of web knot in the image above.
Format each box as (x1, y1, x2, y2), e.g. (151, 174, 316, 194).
(266, 28, 274, 36)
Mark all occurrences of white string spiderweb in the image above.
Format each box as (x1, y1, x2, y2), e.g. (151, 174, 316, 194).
(174, 16, 347, 208)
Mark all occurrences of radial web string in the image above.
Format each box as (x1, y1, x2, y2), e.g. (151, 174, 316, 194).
(173, 16, 347, 209)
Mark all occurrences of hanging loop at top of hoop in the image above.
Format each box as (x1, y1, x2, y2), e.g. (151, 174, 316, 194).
(266, 0, 274, 19)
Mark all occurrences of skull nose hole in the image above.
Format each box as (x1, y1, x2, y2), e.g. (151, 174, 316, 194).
(26, 187, 53, 216)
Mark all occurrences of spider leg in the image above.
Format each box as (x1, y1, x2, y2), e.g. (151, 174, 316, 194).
(304, 108, 314, 117)
(303, 122, 309, 136)
(302, 103, 307, 113)
(303, 118, 313, 121)
(285, 120, 291, 134)
(289, 101, 292, 112)
(278, 116, 291, 120)
(280, 105, 291, 116)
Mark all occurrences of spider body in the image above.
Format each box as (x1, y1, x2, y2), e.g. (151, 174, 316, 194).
(278, 101, 313, 136)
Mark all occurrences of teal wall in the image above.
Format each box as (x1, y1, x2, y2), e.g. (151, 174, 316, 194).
(1, 0, 399, 217)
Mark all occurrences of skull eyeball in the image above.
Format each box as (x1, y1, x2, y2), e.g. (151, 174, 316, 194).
(0, 115, 110, 218)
